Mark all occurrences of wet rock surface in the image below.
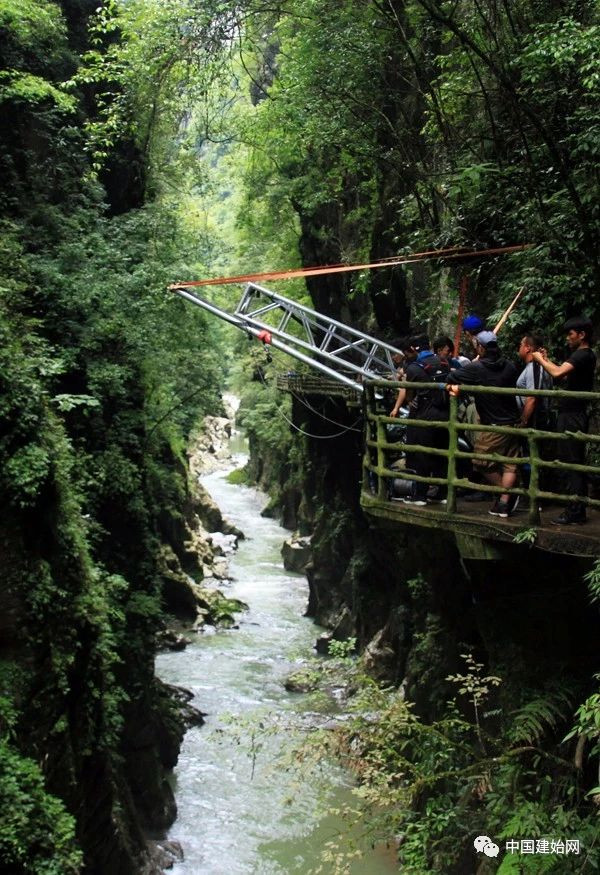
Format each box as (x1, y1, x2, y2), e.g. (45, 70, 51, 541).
(283, 657, 359, 708)
(158, 413, 248, 638)
(188, 416, 233, 476)
(284, 666, 322, 693)
(315, 631, 333, 654)
(281, 532, 312, 572)
(157, 629, 188, 651)
(145, 839, 184, 873)
(362, 626, 397, 681)
(162, 683, 206, 730)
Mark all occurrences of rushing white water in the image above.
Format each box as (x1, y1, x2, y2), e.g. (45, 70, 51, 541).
(156, 444, 398, 874)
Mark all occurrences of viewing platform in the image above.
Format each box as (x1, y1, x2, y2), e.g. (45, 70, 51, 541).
(360, 380, 600, 560)
(277, 372, 361, 401)
(362, 492, 600, 559)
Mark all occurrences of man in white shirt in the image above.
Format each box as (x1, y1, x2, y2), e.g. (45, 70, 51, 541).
(516, 333, 553, 427)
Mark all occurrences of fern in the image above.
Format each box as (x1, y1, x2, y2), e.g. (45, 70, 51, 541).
(584, 559, 600, 603)
(513, 527, 537, 545)
(508, 685, 574, 745)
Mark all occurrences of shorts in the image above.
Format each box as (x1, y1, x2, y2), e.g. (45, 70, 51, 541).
(473, 428, 521, 473)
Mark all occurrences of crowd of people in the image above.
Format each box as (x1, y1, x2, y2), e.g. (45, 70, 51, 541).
(387, 316, 597, 525)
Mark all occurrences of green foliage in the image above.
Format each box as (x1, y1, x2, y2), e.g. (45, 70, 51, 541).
(406, 574, 430, 601)
(584, 559, 600, 603)
(564, 674, 600, 767)
(447, 652, 502, 710)
(226, 466, 249, 485)
(211, 0, 600, 355)
(236, 372, 294, 453)
(304, 665, 596, 873)
(0, 1, 227, 868)
(328, 637, 356, 660)
(2, 0, 600, 870)
(509, 685, 575, 746)
(51, 394, 100, 412)
(68, 0, 237, 182)
(513, 527, 538, 546)
(0, 70, 76, 110)
(0, 738, 82, 874)
(3, 442, 51, 507)
(0, 0, 70, 68)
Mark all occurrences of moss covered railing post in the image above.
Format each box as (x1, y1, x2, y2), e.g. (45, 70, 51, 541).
(446, 393, 458, 513)
(376, 416, 387, 500)
(528, 431, 541, 525)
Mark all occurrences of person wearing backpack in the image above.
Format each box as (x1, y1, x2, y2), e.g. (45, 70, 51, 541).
(390, 334, 450, 505)
(433, 335, 462, 369)
(447, 331, 521, 518)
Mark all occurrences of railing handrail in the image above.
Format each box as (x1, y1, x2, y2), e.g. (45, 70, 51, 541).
(366, 376, 600, 402)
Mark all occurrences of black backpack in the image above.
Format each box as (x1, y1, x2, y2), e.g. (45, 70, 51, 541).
(413, 354, 450, 414)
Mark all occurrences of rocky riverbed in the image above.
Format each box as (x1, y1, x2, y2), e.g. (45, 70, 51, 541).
(156, 415, 248, 652)
(153, 408, 399, 875)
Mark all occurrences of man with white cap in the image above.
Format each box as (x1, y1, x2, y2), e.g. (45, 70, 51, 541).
(447, 331, 521, 517)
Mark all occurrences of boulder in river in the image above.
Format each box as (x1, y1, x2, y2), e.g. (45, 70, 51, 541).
(159, 542, 246, 627)
(159, 547, 200, 622)
(281, 533, 312, 573)
(146, 838, 184, 872)
(315, 631, 333, 655)
(156, 628, 188, 651)
(162, 683, 206, 729)
(188, 416, 233, 475)
(362, 626, 396, 680)
(284, 665, 322, 692)
(191, 478, 243, 539)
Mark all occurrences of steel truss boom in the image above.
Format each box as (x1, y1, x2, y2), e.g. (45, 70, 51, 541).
(173, 286, 365, 390)
(172, 282, 402, 393)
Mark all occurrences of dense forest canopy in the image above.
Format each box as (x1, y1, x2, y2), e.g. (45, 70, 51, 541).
(1, 0, 600, 872)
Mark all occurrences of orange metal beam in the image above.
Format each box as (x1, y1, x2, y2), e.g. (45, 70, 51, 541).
(169, 243, 532, 289)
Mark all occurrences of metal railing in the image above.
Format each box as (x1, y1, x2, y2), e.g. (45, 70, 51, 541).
(276, 372, 361, 399)
(363, 380, 600, 525)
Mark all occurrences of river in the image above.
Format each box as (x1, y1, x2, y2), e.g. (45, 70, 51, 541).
(156, 438, 398, 874)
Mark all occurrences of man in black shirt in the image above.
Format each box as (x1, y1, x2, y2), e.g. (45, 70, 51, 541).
(532, 316, 597, 524)
(447, 331, 520, 518)
(390, 334, 450, 505)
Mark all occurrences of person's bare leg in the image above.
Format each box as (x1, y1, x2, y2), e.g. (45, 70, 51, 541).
(500, 468, 517, 504)
(483, 469, 516, 504)
(483, 470, 502, 503)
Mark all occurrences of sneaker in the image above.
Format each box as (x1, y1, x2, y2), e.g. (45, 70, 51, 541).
(401, 497, 427, 507)
(551, 509, 587, 526)
(489, 499, 510, 518)
(427, 487, 447, 504)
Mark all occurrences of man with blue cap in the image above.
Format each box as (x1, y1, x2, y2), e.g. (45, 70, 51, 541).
(447, 331, 521, 517)
(462, 314, 485, 355)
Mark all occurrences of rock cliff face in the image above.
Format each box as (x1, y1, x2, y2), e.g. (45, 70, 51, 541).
(0, 411, 244, 875)
(157, 416, 245, 634)
(0, 483, 181, 875)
